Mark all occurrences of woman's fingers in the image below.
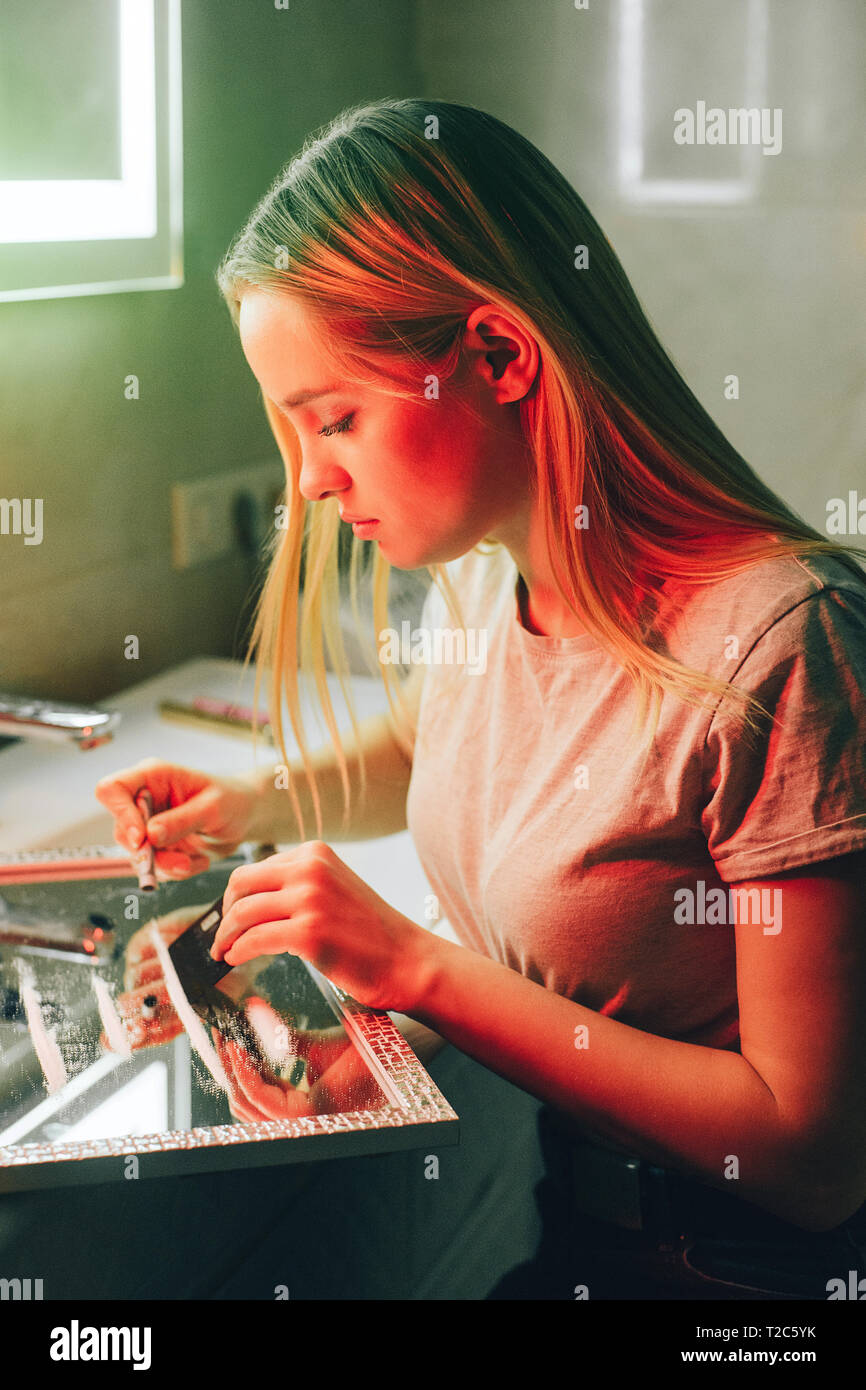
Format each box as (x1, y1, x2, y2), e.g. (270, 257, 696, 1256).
(95, 766, 155, 852)
(95, 760, 255, 883)
(212, 889, 305, 961)
(125, 954, 164, 993)
(96, 761, 195, 839)
(213, 1035, 270, 1122)
(219, 850, 308, 917)
(220, 919, 303, 968)
(211, 1039, 272, 1123)
(110, 981, 180, 1050)
(292, 1027, 350, 1083)
(215, 1034, 314, 1121)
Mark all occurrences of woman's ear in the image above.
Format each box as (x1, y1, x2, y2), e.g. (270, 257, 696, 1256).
(464, 304, 540, 404)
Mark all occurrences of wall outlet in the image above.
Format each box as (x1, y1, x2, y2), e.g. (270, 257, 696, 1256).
(171, 461, 285, 570)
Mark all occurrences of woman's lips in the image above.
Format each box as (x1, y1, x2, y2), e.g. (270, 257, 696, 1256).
(351, 519, 379, 537)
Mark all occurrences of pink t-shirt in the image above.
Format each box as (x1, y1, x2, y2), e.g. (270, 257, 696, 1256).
(405, 543, 866, 1050)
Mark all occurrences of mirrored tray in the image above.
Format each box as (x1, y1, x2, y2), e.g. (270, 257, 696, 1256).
(0, 848, 458, 1192)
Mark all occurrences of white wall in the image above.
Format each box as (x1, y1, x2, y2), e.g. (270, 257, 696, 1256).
(414, 0, 865, 535)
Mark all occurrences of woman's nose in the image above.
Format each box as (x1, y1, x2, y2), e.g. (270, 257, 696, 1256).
(298, 456, 348, 504)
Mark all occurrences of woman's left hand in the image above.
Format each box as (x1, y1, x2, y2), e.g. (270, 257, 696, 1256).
(209, 841, 434, 1014)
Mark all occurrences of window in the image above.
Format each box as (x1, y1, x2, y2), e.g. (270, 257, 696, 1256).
(0, 0, 182, 301)
(617, 0, 769, 206)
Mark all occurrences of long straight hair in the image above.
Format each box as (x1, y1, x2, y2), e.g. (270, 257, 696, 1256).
(216, 97, 866, 838)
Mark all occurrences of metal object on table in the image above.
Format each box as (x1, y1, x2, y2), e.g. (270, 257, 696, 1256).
(0, 691, 120, 750)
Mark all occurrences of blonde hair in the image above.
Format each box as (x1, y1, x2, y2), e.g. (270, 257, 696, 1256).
(216, 97, 866, 837)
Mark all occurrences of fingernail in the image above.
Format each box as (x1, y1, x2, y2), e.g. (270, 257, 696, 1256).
(128, 827, 143, 849)
(149, 823, 166, 845)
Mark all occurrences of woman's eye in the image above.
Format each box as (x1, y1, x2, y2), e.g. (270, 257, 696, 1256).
(318, 412, 354, 437)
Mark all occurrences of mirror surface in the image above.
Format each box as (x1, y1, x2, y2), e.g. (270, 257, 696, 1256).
(0, 857, 406, 1180)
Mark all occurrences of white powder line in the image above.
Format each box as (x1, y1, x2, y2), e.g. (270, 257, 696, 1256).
(18, 971, 68, 1095)
(91, 975, 132, 1057)
(148, 923, 232, 1097)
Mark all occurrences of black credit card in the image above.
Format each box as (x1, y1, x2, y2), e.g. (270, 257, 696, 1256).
(166, 895, 268, 1070)
(166, 895, 233, 995)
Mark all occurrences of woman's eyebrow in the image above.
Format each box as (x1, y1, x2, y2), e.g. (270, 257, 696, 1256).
(280, 386, 343, 409)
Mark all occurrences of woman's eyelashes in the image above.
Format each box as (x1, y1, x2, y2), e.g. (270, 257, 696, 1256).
(318, 411, 355, 437)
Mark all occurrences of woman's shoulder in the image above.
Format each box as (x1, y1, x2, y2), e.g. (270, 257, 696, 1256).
(653, 548, 866, 673)
(421, 542, 866, 666)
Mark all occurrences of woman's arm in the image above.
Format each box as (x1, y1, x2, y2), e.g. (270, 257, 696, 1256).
(408, 851, 866, 1233)
(238, 665, 447, 1058)
(244, 665, 425, 844)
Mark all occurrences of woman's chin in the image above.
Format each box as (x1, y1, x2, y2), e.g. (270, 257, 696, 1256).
(375, 531, 451, 570)
(374, 538, 414, 569)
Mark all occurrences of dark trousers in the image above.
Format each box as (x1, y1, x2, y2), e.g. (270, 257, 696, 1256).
(0, 1045, 546, 1300)
(488, 1106, 866, 1300)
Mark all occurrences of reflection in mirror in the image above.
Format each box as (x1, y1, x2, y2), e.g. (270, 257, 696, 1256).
(0, 858, 392, 1157)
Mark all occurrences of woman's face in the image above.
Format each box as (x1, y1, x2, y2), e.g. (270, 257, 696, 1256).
(238, 289, 531, 570)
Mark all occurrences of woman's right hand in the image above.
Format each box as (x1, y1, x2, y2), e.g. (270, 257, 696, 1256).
(94, 758, 260, 880)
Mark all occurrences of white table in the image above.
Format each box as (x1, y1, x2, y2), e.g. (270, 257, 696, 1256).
(0, 656, 454, 940)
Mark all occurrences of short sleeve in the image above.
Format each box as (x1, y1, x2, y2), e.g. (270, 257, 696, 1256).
(701, 586, 866, 881)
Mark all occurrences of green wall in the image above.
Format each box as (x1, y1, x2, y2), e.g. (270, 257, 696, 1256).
(0, 0, 419, 699)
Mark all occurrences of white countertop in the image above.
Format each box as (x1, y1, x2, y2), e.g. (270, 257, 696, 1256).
(0, 657, 449, 936)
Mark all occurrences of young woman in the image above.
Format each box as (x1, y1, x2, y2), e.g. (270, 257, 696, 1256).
(91, 97, 866, 1300)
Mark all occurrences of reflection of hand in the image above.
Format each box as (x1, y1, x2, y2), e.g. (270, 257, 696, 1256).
(105, 978, 181, 1051)
(124, 904, 208, 990)
(99, 905, 209, 1052)
(101, 905, 270, 1054)
(214, 998, 385, 1123)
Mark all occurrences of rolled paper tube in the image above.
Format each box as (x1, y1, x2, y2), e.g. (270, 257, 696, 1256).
(132, 789, 158, 891)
